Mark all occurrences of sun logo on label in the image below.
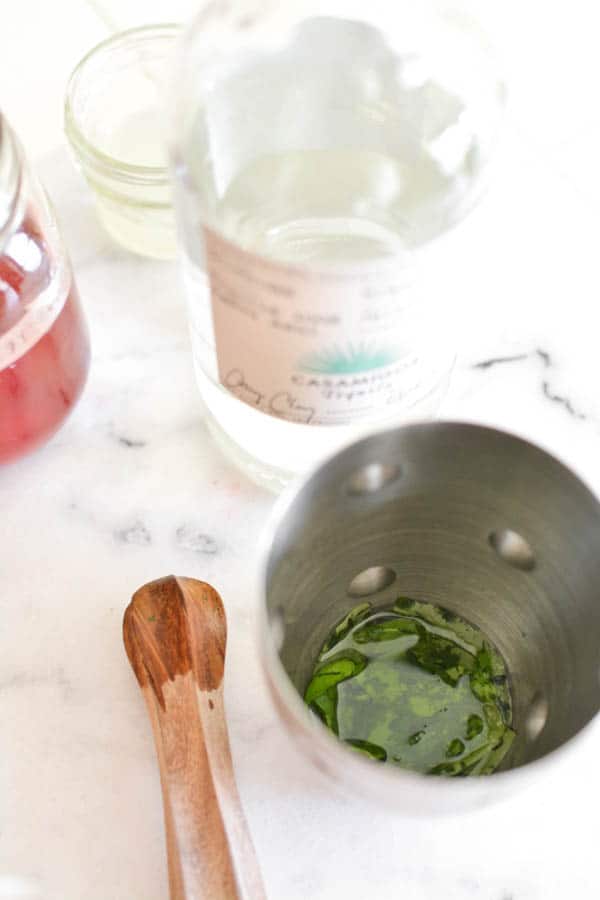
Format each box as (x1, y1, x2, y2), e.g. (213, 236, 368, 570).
(300, 342, 399, 375)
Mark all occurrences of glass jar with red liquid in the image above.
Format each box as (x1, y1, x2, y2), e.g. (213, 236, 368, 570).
(0, 114, 90, 464)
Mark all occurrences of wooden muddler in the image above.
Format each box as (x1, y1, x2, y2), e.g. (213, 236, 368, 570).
(123, 575, 266, 900)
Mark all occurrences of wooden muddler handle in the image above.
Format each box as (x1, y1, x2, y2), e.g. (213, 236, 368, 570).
(123, 575, 266, 900)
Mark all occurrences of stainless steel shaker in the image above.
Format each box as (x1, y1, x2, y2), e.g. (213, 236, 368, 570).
(259, 422, 600, 811)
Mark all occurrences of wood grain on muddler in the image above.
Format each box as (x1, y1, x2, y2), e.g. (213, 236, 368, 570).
(123, 575, 266, 900)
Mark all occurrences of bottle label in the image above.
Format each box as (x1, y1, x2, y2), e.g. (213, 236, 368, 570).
(205, 226, 445, 426)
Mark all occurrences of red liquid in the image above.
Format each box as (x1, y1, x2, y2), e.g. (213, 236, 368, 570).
(0, 215, 90, 464)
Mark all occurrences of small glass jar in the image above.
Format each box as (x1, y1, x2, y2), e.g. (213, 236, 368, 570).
(0, 113, 90, 464)
(171, 1, 505, 490)
(65, 24, 180, 260)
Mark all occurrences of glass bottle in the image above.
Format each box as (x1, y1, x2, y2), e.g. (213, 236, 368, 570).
(0, 113, 90, 464)
(171, 1, 504, 490)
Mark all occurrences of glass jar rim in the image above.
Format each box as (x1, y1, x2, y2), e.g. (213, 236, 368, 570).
(64, 23, 181, 186)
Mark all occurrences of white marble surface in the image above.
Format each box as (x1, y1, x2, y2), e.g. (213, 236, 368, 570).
(3, 2, 600, 899)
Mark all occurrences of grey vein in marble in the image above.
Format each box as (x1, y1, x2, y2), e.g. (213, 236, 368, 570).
(114, 520, 152, 546)
(107, 422, 147, 448)
(472, 353, 529, 370)
(115, 434, 147, 448)
(472, 346, 592, 424)
(536, 348, 552, 368)
(541, 380, 587, 420)
(0, 667, 72, 700)
(175, 524, 218, 555)
(472, 347, 552, 371)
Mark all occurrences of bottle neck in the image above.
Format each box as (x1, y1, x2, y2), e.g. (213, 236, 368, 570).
(0, 114, 23, 248)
